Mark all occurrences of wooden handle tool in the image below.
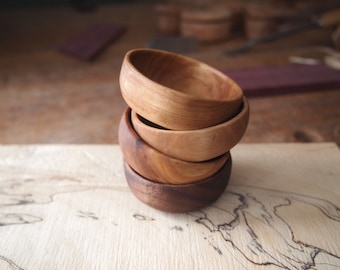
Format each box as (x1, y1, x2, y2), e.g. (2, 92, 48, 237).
(224, 8, 340, 55)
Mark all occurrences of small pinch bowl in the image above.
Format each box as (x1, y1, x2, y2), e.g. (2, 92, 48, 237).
(124, 153, 232, 213)
(119, 48, 244, 130)
(131, 97, 249, 162)
(118, 107, 229, 185)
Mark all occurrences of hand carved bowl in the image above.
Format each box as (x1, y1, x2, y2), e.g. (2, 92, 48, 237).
(181, 9, 233, 42)
(123, 153, 232, 213)
(245, 4, 293, 39)
(119, 107, 229, 184)
(119, 48, 244, 130)
(131, 97, 249, 162)
(155, 3, 181, 35)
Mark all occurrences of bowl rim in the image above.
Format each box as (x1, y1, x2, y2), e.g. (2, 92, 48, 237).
(123, 155, 232, 213)
(122, 48, 243, 104)
(124, 153, 231, 188)
(131, 97, 249, 161)
(119, 107, 230, 184)
(132, 96, 249, 135)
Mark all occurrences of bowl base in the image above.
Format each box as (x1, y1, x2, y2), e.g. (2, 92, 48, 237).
(124, 153, 232, 213)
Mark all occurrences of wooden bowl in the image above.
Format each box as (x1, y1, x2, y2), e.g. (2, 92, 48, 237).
(245, 4, 294, 39)
(332, 26, 340, 51)
(119, 48, 244, 130)
(155, 4, 181, 35)
(181, 9, 233, 42)
(118, 107, 229, 184)
(123, 152, 232, 213)
(131, 97, 249, 162)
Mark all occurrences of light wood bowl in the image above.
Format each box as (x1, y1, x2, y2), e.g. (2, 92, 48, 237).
(155, 4, 181, 35)
(181, 9, 233, 42)
(118, 107, 229, 185)
(245, 4, 294, 39)
(119, 48, 244, 130)
(124, 153, 232, 213)
(131, 97, 249, 162)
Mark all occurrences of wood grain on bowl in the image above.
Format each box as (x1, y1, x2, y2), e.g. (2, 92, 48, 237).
(118, 107, 229, 184)
(123, 153, 232, 213)
(155, 4, 181, 35)
(119, 48, 243, 130)
(181, 9, 233, 42)
(131, 97, 249, 162)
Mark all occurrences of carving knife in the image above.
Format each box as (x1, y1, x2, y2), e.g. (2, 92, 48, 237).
(224, 8, 340, 55)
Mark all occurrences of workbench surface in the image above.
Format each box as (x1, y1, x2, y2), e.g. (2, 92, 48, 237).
(0, 143, 339, 269)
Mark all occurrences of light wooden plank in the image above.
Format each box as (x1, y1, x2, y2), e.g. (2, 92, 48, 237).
(0, 143, 339, 270)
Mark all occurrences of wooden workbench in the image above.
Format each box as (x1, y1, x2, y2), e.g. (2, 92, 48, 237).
(0, 3, 339, 145)
(1, 4, 340, 269)
(0, 143, 339, 269)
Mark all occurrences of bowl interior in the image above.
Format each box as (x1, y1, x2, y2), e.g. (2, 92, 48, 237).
(129, 49, 241, 101)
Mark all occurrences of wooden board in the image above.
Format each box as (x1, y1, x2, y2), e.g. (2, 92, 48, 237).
(59, 24, 126, 62)
(0, 143, 339, 269)
(224, 64, 340, 97)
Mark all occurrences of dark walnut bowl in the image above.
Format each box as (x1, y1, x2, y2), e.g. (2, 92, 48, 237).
(123, 152, 232, 213)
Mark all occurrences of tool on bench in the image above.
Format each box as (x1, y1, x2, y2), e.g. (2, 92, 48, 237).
(224, 8, 340, 55)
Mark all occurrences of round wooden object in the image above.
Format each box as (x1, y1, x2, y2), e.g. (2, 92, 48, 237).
(119, 48, 244, 130)
(332, 26, 340, 51)
(181, 9, 233, 42)
(245, 4, 293, 39)
(118, 107, 229, 184)
(131, 97, 249, 162)
(123, 153, 232, 213)
(155, 4, 181, 35)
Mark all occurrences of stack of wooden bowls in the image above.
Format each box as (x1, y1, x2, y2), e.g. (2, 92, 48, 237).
(154, 3, 181, 36)
(154, 3, 241, 43)
(245, 3, 294, 39)
(118, 48, 249, 213)
(180, 9, 234, 43)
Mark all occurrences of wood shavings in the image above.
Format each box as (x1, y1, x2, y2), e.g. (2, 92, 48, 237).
(332, 25, 340, 51)
(289, 46, 340, 70)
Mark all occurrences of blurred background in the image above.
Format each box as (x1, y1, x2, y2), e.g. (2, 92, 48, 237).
(1, 0, 339, 145)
